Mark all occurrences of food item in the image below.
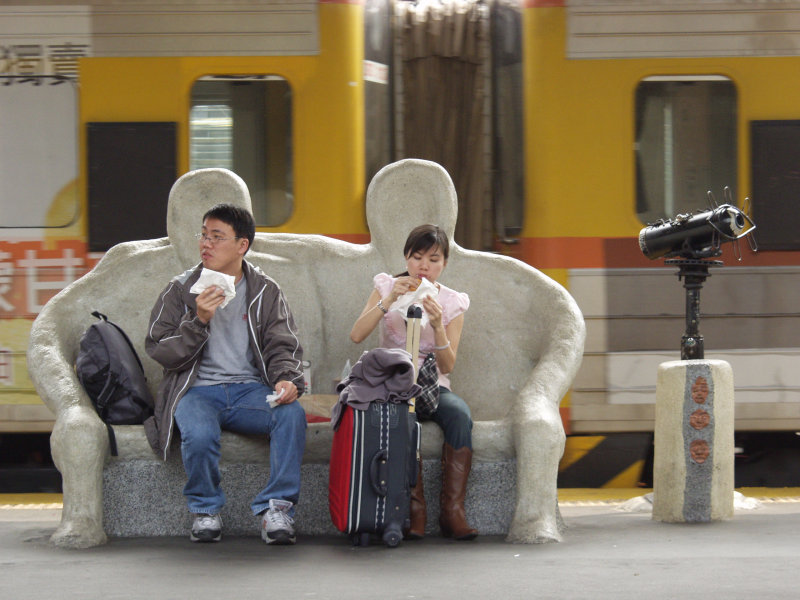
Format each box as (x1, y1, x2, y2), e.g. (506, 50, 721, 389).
(408, 278, 421, 292)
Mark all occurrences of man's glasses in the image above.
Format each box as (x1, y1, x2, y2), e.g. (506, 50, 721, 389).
(194, 233, 240, 245)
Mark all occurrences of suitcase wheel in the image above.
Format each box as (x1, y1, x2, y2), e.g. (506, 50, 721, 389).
(382, 524, 402, 548)
(352, 532, 371, 547)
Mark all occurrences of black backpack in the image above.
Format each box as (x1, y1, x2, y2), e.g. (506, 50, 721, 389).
(76, 311, 154, 455)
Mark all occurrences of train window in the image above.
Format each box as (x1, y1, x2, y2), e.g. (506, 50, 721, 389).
(87, 122, 177, 251)
(190, 105, 233, 170)
(751, 120, 800, 250)
(190, 76, 293, 227)
(0, 76, 79, 229)
(635, 76, 737, 224)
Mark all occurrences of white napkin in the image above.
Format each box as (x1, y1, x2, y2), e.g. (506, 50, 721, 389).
(189, 268, 236, 309)
(266, 388, 285, 408)
(388, 277, 439, 328)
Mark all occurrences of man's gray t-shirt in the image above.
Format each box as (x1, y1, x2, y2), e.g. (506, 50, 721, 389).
(194, 277, 262, 386)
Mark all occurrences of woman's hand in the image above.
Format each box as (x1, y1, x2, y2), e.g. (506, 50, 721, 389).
(389, 276, 421, 303)
(421, 294, 444, 330)
(349, 276, 421, 344)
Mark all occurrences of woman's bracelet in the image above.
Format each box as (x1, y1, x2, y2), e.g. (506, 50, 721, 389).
(376, 299, 388, 314)
(433, 340, 451, 350)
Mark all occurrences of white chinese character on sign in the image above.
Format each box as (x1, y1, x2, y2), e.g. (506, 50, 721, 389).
(18, 248, 83, 313)
(48, 43, 89, 78)
(0, 251, 13, 312)
(10, 44, 43, 76)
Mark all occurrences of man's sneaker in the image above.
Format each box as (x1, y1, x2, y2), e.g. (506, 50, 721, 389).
(261, 499, 296, 545)
(190, 513, 222, 543)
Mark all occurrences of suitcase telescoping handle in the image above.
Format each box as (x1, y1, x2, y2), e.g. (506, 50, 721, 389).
(405, 305, 422, 414)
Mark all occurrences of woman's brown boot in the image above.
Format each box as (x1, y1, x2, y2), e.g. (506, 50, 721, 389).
(439, 443, 478, 540)
(406, 458, 426, 539)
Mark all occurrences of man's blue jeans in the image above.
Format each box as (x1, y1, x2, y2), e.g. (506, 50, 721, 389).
(174, 382, 307, 516)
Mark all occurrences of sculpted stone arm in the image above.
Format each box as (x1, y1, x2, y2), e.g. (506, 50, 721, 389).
(28, 283, 109, 548)
(28, 301, 90, 416)
(27, 240, 170, 548)
(506, 287, 586, 544)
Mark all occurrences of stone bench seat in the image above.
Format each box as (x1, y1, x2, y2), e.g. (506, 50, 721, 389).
(108, 404, 513, 465)
(103, 415, 517, 538)
(103, 393, 516, 537)
(28, 160, 585, 548)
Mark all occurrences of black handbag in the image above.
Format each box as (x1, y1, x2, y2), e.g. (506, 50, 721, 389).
(415, 352, 440, 417)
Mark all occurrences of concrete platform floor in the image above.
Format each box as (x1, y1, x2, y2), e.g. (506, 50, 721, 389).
(3, 489, 800, 600)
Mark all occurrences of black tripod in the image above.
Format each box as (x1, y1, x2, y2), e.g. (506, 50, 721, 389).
(665, 258, 723, 360)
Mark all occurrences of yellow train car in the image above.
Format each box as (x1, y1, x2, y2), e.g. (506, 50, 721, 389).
(523, 1, 800, 486)
(3, 0, 800, 489)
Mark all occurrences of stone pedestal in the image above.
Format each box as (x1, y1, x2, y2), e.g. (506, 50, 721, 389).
(653, 359, 734, 523)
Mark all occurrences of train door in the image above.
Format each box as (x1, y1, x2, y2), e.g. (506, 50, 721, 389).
(392, 0, 523, 251)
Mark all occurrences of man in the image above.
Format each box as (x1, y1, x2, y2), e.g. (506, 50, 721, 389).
(144, 203, 306, 545)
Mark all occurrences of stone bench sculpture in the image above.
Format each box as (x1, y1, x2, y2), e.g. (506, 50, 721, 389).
(28, 159, 586, 548)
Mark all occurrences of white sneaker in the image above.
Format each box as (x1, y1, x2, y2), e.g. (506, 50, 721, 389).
(190, 513, 222, 543)
(261, 499, 296, 545)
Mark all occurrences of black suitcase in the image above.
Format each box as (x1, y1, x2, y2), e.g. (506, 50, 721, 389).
(329, 400, 419, 546)
(329, 306, 423, 547)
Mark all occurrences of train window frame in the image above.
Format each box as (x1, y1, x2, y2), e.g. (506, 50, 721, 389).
(635, 75, 737, 225)
(189, 75, 294, 227)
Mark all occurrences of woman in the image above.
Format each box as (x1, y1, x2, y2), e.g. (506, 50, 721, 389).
(350, 224, 477, 540)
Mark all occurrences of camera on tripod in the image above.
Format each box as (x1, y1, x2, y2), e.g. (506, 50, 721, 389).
(639, 201, 756, 261)
(637, 189, 757, 359)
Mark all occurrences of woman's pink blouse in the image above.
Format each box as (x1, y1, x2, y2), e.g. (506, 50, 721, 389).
(373, 272, 469, 390)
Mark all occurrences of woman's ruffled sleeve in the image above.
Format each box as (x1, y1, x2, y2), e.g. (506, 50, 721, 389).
(442, 288, 470, 325)
(373, 272, 395, 297)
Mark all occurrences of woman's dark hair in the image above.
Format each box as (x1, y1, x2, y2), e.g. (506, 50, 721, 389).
(202, 203, 255, 254)
(395, 224, 450, 277)
(403, 224, 450, 260)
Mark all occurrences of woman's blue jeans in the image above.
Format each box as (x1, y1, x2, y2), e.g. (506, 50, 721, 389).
(419, 387, 473, 450)
(174, 382, 307, 516)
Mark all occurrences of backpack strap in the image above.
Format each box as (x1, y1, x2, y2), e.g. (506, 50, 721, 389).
(89, 312, 116, 417)
(89, 311, 121, 456)
(105, 422, 119, 457)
